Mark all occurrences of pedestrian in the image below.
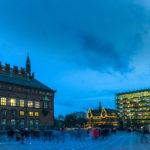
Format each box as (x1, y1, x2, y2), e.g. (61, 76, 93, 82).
(43, 130, 48, 142)
(7, 129, 14, 141)
(24, 128, 30, 143)
(60, 128, 65, 143)
(16, 130, 21, 141)
(20, 128, 24, 144)
(94, 129, 99, 141)
(48, 130, 52, 142)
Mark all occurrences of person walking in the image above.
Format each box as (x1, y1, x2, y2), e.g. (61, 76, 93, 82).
(20, 128, 25, 144)
(24, 128, 30, 143)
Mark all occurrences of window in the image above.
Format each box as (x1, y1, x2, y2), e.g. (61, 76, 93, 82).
(29, 112, 33, 117)
(1, 119, 6, 125)
(20, 111, 24, 116)
(35, 102, 40, 108)
(30, 119, 33, 125)
(35, 112, 39, 117)
(28, 101, 33, 107)
(11, 119, 16, 125)
(20, 119, 24, 125)
(20, 100, 24, 107)
(2, 109, 6, 116)
(35, 120, 39, 125)
(1, 97, 6, 105)
(11, 110, 16, 116)
(44, 102, 48, 109)
(10, 98, 16, 106)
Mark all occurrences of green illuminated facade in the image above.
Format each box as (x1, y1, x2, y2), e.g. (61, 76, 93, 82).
(116, 89, 150, 128)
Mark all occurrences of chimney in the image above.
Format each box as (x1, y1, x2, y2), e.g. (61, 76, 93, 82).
(13, 66, 19, 75)
(5, 63, 10, 73)
(31, 72, 34, 79)
(21, 67, 25, 74)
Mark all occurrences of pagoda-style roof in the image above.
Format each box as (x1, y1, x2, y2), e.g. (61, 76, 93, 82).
(91, 109, 101, 116)
(87, 107, 117, 118)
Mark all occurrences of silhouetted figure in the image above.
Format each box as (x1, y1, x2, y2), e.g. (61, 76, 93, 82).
(60, 128, 65, 143)
(20, 128, 24, 144)
(7, 129, 14, 141)
(94, 129, 99, 141)
(43, 130, 48, 142)
(16, 130, 21, 141)
(141, 126, 149, 144)
(76, 129, 82, 142)
(48, 130, 52, 141)
(101, 128, 109, 140)
(111, 128, 116, 134)
(24, 128, 30, 143)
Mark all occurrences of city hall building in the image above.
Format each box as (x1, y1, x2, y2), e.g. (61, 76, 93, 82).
(86, 104, 118, 127)
(0, 56, 56, 130)
(116, 89, 150, 128)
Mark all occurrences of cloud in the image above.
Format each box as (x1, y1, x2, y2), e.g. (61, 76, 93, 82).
(0, 0, 150, 116)
(0, 0, 148, 71)
(78, 32, 130, 73)
(56, 101, 74, 107)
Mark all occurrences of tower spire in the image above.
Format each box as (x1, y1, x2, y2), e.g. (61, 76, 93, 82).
(99, 102, 102, 110)
(26, 54, 31, 75)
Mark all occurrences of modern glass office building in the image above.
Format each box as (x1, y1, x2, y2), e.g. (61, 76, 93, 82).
(116, 89, 150, 127)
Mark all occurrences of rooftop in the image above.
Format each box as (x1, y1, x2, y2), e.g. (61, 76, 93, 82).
(0, 57, 55, 92)
(91, 108, 117, 116)
(0, 73, 54, 91)
(116, 88, 150, 95)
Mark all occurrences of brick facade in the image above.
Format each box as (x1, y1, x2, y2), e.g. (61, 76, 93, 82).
(0, 57, 55, 130)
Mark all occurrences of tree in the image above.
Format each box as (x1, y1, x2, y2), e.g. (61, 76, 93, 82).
(64, 114, 77, 128)
(58, 115, 64, 121)
(76, 118, 87, 128)
(64, 112, 87, 128)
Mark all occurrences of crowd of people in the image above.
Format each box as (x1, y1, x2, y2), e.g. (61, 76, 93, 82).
(90, 127, 116, 141)
(7, 128, 30, 144)
(5, 127, 117, 144)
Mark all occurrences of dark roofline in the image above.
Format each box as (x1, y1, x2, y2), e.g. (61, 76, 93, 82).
(33, 79, 56, 92)
(0, 73, 56, 92)
(0, 79, 56, 93)
(91, 108, 117, 112)
(116, 88, 150, 96)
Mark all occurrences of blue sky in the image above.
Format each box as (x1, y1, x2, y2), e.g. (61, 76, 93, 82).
(1, 0, 150, 116)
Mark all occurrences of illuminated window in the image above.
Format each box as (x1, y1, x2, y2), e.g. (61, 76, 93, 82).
(44, 102, 48, 109)
(35, 112, 39, 116)
(10, 98, 16, 106)
(28, 101, 33, 107)
(1, 97, 6, 105)
(29, 112, 33, 117)
(20, 100, 24, 107)
(35, 102, 40, 108)
(11, 119, 16, 125)
(20, 111, 24, 116)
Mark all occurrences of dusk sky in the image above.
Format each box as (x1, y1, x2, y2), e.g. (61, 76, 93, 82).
(1, 0, 150, 116)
